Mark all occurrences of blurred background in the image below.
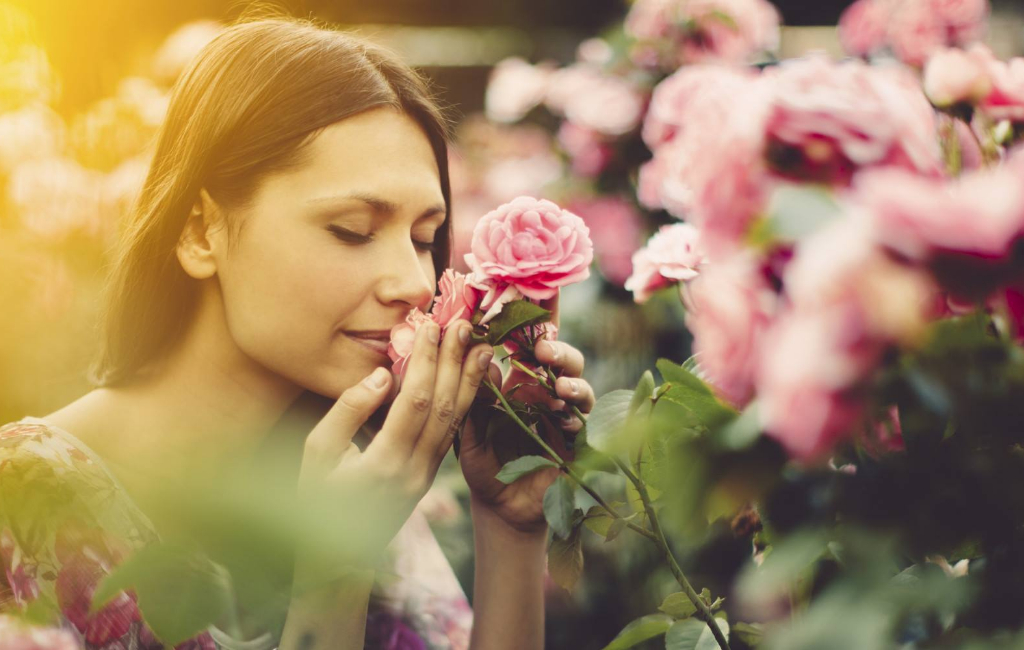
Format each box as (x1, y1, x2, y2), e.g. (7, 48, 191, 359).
(2, 0, 1024, 647)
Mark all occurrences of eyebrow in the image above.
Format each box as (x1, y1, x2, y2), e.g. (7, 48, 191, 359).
(306, 192, 446, 222)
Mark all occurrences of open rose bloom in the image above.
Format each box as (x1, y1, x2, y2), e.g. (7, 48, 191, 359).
(388, 196, 593, 381)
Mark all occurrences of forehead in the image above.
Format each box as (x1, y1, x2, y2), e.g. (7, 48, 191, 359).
(259, 107, 444, 206)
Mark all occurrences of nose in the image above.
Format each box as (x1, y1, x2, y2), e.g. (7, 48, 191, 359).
(376, 239, 436, 311)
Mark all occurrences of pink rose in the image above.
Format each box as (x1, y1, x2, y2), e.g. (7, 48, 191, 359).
(764, 55, 943, 184)
(931, 0, 990, 44)
(557, 122, 613, 177)
(856, 165, 1024, 262)
(431, 269, 481, 332)
(974, 46, 1024, 123)
(655, 73, 774, 256)
(625, 223, 707, 303)
(484, 58, 553, 124)
(757, 310, 869, 461)
(464, 196, 593, 301)
(838, 0, 891, 58)
(545, 65, 645, 137)
(889, 1, 947, 67)
(625, 0, 780, 68)
(642, 65, 753, 151)
(683, 256, 776, 407)
(388, 309, 433, 379)
(924, 47, 992, 107)
(567, 196, 644, 287)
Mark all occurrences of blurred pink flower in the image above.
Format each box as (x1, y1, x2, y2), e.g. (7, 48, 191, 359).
(546, 64, 645, 137)
(464, 196, 593, 301)
(838, 0, 891, 58)
(389, 309, 433, 379)
(557, 122, 613, 177)
(469, 281, 524, 326)
(661, 76, 774, 256)
(974, 46, 1024, 123)
(431, 269, 482, 332)
(757, 309, 869, 461)
(889, 1, 948, 67)
(625, 223, 707, 303)
(485, 58, 554, 124)
(764, 55, 943, 185)
(932, 0, 990, 44)
(625, 0, 780, 69)
(567, 196, 644, 286)
(684, 255, 776, 407)
(924, 47, 992, 107)
(856, 165, 1024, 262)
(1, 528, 40, 608)
(642, 64, 753, 150)
(858, 405, 906, 457)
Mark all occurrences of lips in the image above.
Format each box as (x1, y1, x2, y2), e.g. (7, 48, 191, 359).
(344, 331, 391, 357)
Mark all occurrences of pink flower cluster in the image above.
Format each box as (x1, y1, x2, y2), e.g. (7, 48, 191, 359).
(389, 197, 594, 378)
(924, 45, 1024, 123)
(839, 0, 990, 67)
(624, 0, 781, 70)
(639, 55, 943, 257)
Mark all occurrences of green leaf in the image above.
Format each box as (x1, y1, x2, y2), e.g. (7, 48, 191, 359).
(605, 518, 627, 542)
(92, 542, 233, 647)
(732, 622, 765, 646)
(583, 505, 615, 537)
(656, 358, 736, 430)
(586, 389, 636, 454)
(600, 614, 674, 650)
(543, 474, 576, 539)
(658, 592, 698, 619)
(547, 527, 584, 592)
(738, 529, 828, 600)
(570, 429, 620, 474)
(486, 300, 551, 345)
(495, 455, 558, 484)
(764, 185, 842, 242)
(665, 617, 730, 650)
(629, 370, 656, 417)
(714, 401, 762, 450)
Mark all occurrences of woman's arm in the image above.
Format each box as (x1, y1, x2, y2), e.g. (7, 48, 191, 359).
(469, 495, 548, 650)
(278, 568, 376, 650)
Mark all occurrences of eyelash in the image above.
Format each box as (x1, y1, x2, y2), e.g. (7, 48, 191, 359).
(326, 225, 437, 253)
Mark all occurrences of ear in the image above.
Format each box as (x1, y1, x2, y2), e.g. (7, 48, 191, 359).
(176, 188, 225, 280)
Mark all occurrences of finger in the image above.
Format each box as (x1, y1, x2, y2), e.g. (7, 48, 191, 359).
(555, 376, 596, 413)
(304, 367, 392, 471)
(427, 343, 494, 474)
(539, 290, 560, 329)
(534, 340, 585, 377)
(412, 320, 473, 470)
(559, 415, 584, 433)
(473, 359, 503, 404)
(365, 321, 440, 463)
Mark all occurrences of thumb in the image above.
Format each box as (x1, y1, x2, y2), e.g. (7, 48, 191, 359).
(305, 367, 393, 465)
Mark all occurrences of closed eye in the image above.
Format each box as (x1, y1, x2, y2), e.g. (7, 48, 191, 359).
(327, 224, 436, 253)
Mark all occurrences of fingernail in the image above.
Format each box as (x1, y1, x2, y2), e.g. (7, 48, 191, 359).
(426, 324, 440, 344)
(547, 341, 561, 360)
(458, 325, 470, 344)
(569, 380, 579, 394)
(478, 348, 494, 370)
(366, 368, 389, 389)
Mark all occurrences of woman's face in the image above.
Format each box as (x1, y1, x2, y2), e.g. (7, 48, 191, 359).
(208, 107, 444, 399)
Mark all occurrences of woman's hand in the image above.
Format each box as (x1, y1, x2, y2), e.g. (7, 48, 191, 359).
(458, 292, 596, 534)
(294, 318, 493, 588)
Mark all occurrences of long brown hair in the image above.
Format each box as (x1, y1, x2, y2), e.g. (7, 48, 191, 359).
(89, 14, 452, 388)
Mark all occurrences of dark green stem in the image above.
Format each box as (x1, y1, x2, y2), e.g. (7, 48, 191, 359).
(483, 379, 656, 542)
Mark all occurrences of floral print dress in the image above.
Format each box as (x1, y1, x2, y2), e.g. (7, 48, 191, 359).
(0, 417, 473, 650)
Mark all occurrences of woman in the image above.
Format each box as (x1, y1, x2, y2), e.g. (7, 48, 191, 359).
(0, 15, 596, 650)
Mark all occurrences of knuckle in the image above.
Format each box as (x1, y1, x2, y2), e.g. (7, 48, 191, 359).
(433, 397, 456, 423)
(408, 389, 433, 413)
